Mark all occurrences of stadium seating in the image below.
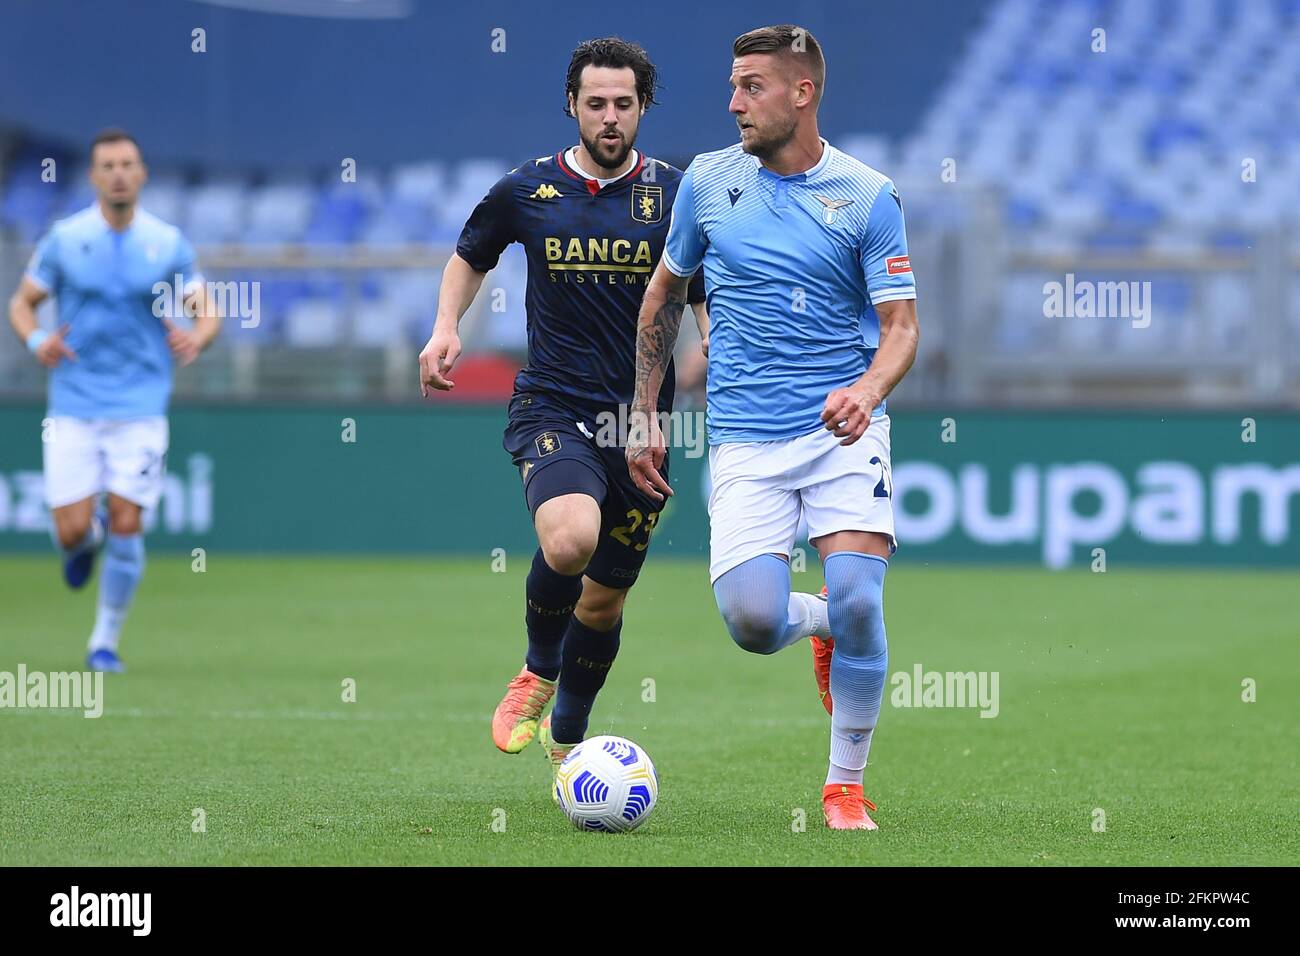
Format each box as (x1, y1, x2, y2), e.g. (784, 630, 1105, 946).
(0, 0, 1295, 400)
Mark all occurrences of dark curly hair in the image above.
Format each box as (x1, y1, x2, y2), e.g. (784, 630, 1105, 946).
(564, 37, 659, 116)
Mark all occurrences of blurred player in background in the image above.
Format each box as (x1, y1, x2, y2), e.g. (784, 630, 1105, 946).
(629, 25, 920, 830)
(419, 38, 706, 776)
(7, 129, 219, 673)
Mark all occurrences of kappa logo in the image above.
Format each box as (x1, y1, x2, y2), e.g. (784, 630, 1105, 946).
(530, 184, 563, 200)
(814, 194, 854, 225)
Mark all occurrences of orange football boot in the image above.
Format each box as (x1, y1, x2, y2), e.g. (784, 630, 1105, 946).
(822, 784, 878, 831)
(809, 585, 834, 715)
(491, 666, 556, 753)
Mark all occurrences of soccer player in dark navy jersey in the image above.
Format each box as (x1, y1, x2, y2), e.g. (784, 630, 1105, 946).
(418, 38, 706, 776)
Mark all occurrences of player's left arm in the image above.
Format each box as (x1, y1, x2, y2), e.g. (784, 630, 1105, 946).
(688, 272, 709, 357)
(167, 284, 221, 367)
(693, 300, 709, 356)
(821, 299, 918, 445)
(822, 181, 919, 446)
(165, 234, 220, 366)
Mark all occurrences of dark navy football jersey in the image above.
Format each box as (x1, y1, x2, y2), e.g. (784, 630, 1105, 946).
(456, 149, 705, 412)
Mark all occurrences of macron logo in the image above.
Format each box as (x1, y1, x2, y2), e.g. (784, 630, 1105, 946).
(50, 886, 151, 936)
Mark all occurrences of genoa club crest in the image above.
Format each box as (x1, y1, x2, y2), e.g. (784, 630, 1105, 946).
(631, 184, 663, 224)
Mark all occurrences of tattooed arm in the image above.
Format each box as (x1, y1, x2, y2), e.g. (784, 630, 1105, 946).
(627, 261, 693, 502)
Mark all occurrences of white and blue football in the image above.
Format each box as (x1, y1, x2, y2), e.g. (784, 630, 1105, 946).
(554, 735, 658, 833)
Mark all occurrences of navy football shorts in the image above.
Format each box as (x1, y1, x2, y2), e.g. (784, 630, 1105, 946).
(502, 390, 669, 590)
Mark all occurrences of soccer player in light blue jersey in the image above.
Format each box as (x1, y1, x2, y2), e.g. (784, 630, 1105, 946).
(7, 129, 220, 673)
(628, 26, 920, 830)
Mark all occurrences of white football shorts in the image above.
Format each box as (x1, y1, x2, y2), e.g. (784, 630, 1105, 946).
(43, 416, 170, 510)
(708, 414, 896, 583)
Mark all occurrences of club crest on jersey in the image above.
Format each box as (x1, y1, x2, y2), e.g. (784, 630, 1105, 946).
(530, 184, 563, 200)
(814, 195, 854, 225)
(631, 184, 662, 224)
(535, 432, 562, 456)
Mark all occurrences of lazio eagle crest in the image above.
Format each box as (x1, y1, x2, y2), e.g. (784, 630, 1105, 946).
(814, 194, 855, 225)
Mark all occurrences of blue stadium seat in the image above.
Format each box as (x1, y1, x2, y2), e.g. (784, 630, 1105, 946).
(245, 183, 314, 244)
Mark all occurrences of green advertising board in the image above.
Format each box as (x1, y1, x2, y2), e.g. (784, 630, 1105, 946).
(0, 404, 1296, 567)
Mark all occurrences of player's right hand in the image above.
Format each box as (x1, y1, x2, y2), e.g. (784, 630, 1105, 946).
(419, 326, 461, 396)
(33, 324, 77, 368)
(626, 409, 673, 503)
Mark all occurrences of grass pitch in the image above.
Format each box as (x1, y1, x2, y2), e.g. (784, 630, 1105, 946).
(1, 555, 1295, 866)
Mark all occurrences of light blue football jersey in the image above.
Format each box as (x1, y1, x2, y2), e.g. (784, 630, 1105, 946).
(662, 140, 915, 444)
(26, 205, 200, 419)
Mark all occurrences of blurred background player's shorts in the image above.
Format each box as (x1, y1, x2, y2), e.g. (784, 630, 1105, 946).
(42, 416, 169, 509)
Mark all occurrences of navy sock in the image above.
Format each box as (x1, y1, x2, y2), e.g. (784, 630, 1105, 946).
(550, 615, 622, 744)
(525, 549, 582, 681)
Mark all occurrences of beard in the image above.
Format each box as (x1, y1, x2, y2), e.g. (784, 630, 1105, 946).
(580, 128, 636, 170)
(739, 114, 797, 161)
(102, 184, 136, 210)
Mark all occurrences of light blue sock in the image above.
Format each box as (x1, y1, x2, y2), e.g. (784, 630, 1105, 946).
(89, 533, 145, 653)
(713, 554, 825, 655)
(823, 552, 889, 786)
